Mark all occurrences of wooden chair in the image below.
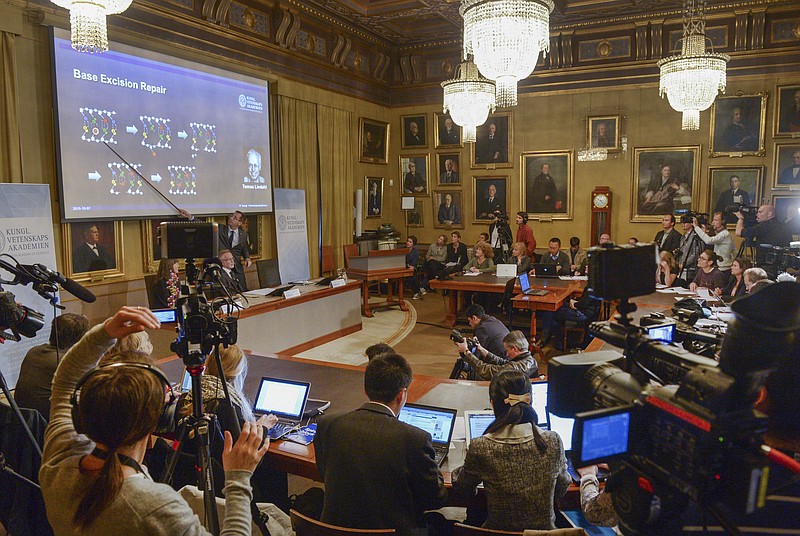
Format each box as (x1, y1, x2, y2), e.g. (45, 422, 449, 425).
(342, 244, 360, 270)
(321, 245, 336, 276)
(454, 524, 587, 536)
(290, 509, 396, 536)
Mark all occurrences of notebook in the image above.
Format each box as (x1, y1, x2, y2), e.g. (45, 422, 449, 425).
(253, 377, 311, 439)
(519, 272, 549, 296)
(398, 403, 457, 466)
(531, 263, 559, 278)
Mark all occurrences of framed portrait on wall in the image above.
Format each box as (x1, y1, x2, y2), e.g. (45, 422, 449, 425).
(365, 177, 384, 218)
(631, 146, 701, 222)
(772, 193, 800, 236)
(473, 176, 507, 222)
(521, 150, 573, 220)
(471, 112, 512, 168)
(433, 190, 464, 229)
(406, 199, 424, 227)
(359, 117, 389, 164)
(774, 84, 800, 137)
(399, 154, 429, 196)
(437, 153, 461, 185)
(435, 112, 462, 148)
(773, 142, 800, 188)
(63, 221, 124, 281)
(709, 93, 767, 157)
(587, 115, 620, 151)
(401, 114, 427, 148)
(707, 166, 764, 225)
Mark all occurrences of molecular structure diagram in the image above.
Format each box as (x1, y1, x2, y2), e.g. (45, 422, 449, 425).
(140, 115, 172, 153)
(108, 162, 143, 195)
(190, 122, 217, 154)
(80, 108, 118, 144)
(168, 165, 197, 195)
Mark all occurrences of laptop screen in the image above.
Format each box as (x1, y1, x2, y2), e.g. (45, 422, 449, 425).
(519, 272, 531, 292)
(465, 411, 495, 443)
(532, 263, 556, 276)
(547, 411, 575, 451)
(253, 377, 310, 420)
(531, 382, 548, 425)
(398, 403, 457, 447)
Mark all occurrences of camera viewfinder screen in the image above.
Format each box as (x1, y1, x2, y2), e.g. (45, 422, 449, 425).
(646, 324, 675, 343)
(579, 411, 631, 464)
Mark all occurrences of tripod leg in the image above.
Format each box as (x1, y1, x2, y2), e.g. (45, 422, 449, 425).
(195, 417, 221, 535)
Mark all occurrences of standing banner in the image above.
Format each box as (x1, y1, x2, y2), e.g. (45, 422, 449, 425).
(0, 184, 58, 388)
(274, 188, 311, 284)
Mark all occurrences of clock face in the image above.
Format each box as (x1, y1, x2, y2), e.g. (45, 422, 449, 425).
(593, 193, 609, 208)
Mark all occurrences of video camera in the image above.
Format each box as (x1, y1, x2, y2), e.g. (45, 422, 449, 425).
(160, 221, 238, 367)
(550, 243, 800, 535)
(725, 203, 758, 222)
(491, 210, 509, 223)
(449, 329, 479, 380)
(0, 290, 44, 342)
(760, 245, 800, 277)
(677, 209, 708, 227)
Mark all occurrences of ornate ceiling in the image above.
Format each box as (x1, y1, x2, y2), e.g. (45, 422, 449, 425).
(283, 0, 775, 49)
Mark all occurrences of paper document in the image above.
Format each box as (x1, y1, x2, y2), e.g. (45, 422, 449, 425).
(462, 271, 480, 276)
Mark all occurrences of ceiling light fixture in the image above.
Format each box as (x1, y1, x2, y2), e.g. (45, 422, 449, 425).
(657, 0, 729, 130)
(460, 0, 553, 108)
(441, 58, 496, 143)
(51, 0, 132, 53)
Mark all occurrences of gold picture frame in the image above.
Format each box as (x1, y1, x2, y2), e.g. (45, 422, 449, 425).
(521, 150, 574, 221)
(434, 112, 463, 148)
(400, 113, 428, 149)
(473, 176, 508, 222)
(630, 146, 701, 222)
(709, 93, 767, 157)
(405, 199, 424, 228)
(399, 154, 430, 196)
(587, 115, 620, 151)
(471, 112, 513, 169)
(63, 221, 124, 281)
(359, 117, 390, 164)
(706, 166, 764, 226)
(774, 84, 800, 137)
(365, 177, 384, 218)
(433, 190, 464, 229)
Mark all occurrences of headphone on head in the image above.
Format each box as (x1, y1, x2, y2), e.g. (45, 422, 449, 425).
(71, 362, 178, 435)
(517, 212, 528, 223)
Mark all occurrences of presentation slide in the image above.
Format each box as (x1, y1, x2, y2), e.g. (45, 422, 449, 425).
(51, 28, 273, 221)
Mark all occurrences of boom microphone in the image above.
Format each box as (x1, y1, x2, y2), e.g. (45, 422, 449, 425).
(21, 264, 97, 303)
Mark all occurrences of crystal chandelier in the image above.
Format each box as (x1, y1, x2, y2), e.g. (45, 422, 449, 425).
(442, 59, 496, 143)
(460, 0, 553, 108)
(51, 0, 133, 53)
(657, 0, 729, 130)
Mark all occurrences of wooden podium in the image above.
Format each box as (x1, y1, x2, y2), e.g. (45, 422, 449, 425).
(346, 248, 413, 317)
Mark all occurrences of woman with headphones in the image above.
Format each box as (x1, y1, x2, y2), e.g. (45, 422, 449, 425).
(40, 306, 267, 535)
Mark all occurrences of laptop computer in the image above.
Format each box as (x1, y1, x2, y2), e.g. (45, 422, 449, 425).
(495, 263, 517, 278)
(398, 403, 457, 466)
(464, 411, 494, 447)
(531, 263, 559, 278)
(546, 407, 580, 482)
(253, 377, 311, 439)
(519, 272, 549, 296)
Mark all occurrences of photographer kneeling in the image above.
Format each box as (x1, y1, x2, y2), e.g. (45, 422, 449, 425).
(452, 330, 538, 381)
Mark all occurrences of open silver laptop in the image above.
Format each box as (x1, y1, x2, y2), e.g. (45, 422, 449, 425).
(253, 377, 311, 439)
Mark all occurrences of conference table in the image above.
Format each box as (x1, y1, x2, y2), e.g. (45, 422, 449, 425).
(429, 273, 586, 338)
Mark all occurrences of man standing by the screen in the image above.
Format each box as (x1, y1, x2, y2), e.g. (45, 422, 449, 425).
(244, 148, 265, 183)
(219, 210, 251, 291)
(73, 224, 115, 273)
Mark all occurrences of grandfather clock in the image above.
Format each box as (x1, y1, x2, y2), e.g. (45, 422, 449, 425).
(591, 186, 612, 245)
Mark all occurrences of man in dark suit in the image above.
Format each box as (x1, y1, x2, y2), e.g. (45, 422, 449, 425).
(314, 353, 447, 534)
(439, 159, 458, 184)
(477, 183, 502, 219)
(219, 210, 251, 291)
(72, 224, 115, 273)
(437, 193, 460, 224)
(654, 214, 682, 254)
(215, 249, 244, 293)
(477, 121, 504, 163)
(439, 117, 460, 145)
(714, 174, 751, 224)
(367, 181, 381, 216)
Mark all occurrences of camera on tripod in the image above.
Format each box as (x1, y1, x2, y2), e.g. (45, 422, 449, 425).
(725, 203, 758, 222)
(548, 243, 800, 535)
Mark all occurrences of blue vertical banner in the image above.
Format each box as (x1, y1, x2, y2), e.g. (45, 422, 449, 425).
(274, 188, 311, 284)
(0, 184, 58, 387)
